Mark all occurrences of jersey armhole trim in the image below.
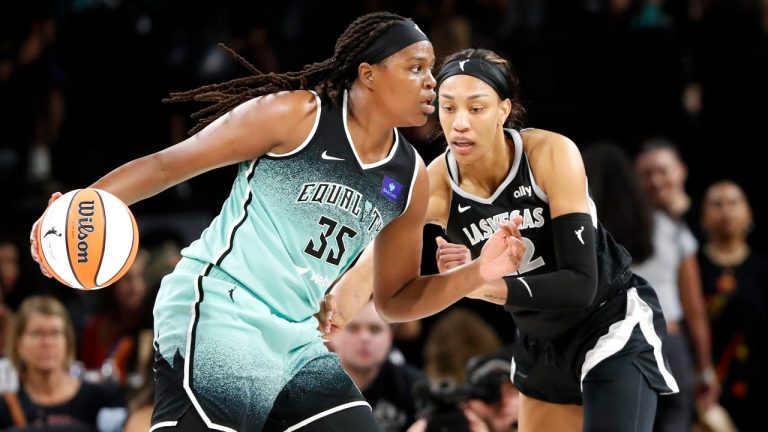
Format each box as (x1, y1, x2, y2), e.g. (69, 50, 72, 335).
(402, 154, 420, 216)
(266, 91, 321, 158)
(526, 157, 548, 203)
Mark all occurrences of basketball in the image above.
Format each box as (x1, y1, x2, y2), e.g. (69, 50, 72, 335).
(36, 188, 140, 290)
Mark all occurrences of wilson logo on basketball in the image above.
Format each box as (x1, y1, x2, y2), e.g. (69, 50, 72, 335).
(37, 188, 139, 290)
(76, 200, 95, 263)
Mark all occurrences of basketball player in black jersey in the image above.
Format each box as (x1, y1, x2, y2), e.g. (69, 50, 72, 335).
(429, 49, 680, 431)
(318, 48, 680, 432)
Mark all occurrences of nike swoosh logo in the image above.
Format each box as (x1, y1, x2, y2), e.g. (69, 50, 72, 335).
(321, 151, 344, 161)
(295, 266, 310, 275)
(458, 204, 471, 213)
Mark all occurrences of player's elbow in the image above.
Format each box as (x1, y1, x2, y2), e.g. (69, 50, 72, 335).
(373, 292, 412, 323)
(373, 295, 398, 322)
(570, 272, 598, 308)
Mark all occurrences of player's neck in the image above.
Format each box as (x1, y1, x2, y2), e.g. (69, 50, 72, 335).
(460, 133, 513, 193)
(347, 86, 395, 163)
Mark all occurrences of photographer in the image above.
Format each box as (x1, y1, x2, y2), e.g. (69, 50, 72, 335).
(410, 348, 519, 432)
(464, 349, 519, 432)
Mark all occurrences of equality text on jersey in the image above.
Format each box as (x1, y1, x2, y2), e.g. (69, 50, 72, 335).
(296, 182, 385, 235)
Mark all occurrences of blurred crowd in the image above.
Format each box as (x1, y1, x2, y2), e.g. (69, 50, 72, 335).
(1, 0, 766, 431)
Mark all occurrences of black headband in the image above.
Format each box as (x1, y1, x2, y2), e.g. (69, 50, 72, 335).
(355, 19, 429, 65)
(435, 58, 510, 100)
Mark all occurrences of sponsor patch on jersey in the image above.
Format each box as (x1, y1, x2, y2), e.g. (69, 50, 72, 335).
(381, 176, 403, 202)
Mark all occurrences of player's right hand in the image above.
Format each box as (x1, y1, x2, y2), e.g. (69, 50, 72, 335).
(29, 192, 62, 278)
(478, 215, 525, 282)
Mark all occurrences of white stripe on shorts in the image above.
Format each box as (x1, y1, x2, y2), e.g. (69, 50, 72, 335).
(283, 400, 372, 432)
(149, 421, 178, 431)
(580, 287, 679, 394)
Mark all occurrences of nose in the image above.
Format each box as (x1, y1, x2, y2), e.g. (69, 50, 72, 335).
(453, 109, 470, 132)
(425, 69, 436, 90)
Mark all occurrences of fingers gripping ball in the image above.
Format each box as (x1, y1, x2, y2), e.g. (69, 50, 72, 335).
(36, 189, 139, 290)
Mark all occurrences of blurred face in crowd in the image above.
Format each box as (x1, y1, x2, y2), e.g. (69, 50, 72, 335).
(438, 74, 511, 165)
(18, 313, 68, 373)
(466, 381, 520, 432)
(113, 253, 147, 313)
(330, 301, 392, 373)
(635, 147, 687, 210)
(0, 242, 19, 288)
(701, 181, 752, 241)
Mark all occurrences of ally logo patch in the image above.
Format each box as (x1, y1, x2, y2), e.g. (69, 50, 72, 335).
(381, 176, 403, 202)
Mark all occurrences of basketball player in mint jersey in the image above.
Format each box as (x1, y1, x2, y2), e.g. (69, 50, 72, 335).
(29, 14, 525, 432)
(429, 49, 682, 431)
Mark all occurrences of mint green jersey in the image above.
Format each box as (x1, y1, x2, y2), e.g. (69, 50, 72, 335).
(180, 92, 419, 322)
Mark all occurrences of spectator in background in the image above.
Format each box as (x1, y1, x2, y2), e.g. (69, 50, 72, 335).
(698, 180, 767, 431)
(121, 344, 155, 432)
(582, 141, 655, 264)
(414, 307, 503, 432)
(327, 299, 425, 432)
(0, 296, 124, 430)
(0, 236, 52, 312)
(635, 138, 719, 432)
(464, 347, 519, 432)
(79, 250, 149, 387)
(422, 308, 502, 387)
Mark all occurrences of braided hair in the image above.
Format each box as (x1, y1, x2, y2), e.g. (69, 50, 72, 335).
(165, 12, 410, 135)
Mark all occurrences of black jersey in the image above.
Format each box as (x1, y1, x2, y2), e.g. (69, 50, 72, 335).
(445, 129, 633, 338)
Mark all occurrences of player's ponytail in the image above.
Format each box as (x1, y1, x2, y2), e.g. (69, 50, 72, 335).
(165, 12, 412, 136)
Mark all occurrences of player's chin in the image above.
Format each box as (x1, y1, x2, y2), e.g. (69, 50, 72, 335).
(400, 110, 430, 127)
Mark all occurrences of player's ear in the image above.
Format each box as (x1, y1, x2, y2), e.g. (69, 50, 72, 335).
(358, 63, 375, 89)
(499, 98, 512, 126)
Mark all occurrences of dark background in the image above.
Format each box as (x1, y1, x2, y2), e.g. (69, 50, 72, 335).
(2, 1, 766, 350)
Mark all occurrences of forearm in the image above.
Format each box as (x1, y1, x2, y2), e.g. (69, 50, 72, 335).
(376, 260, 487, 322)
(467, 280, 508, 305)
(683, 296, 713, 370)
(504, 213, 598, 311)
(504, 269, 597, 311)
(678, 255, 714, 371)
(90, 153, 177, 206)
(329, 248, 375, 324)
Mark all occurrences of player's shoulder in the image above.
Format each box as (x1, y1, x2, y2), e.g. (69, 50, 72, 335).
(238, 90, 318, 121)
(520, 128, 580, 163)
(426, 151, 451, 189)
(520, 128, 577, 153)
(426, 151, 448, 177)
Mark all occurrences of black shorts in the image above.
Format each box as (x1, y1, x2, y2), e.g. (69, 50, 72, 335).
(510, 275, 679, 405)
(149, 348, 380, 432)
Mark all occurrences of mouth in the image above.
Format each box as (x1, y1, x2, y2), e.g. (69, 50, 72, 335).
(451, 138, 474, 152)
(421, 95, 435, 115)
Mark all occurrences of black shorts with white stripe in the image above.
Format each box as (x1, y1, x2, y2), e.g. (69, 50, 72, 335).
(510, 273, 678, 405)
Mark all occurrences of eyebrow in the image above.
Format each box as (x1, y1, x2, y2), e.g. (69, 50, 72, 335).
(439, 93, 494, 101)
(407, 55, 433, 63)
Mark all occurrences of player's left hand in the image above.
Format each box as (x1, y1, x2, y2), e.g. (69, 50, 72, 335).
(435, 237, 471, 273)
(478, 216, 525, 282)
(315, 293, 345, 341)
